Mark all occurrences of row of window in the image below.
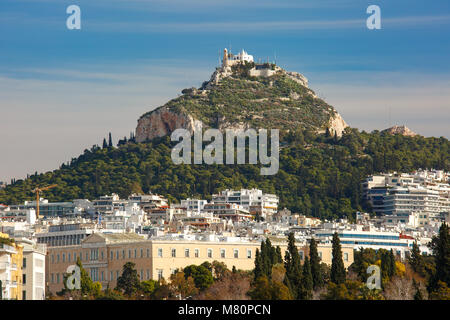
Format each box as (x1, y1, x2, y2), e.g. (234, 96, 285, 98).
(159, 248, 253, 259)
(50, 268, 153, 284)
(51, 248, 152, 264)
(51, 247, 258, 264)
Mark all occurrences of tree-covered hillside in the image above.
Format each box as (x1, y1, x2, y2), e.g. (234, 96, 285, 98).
(1, 128, 448, 220)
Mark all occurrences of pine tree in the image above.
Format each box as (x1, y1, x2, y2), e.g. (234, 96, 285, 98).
(300, 257, 313, 300)
(309, 238, 323, 289)
(108, 132, 113, 147)
(330, 232, 346, 284)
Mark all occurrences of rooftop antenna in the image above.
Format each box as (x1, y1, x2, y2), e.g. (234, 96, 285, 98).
(274, 51, 277, 65)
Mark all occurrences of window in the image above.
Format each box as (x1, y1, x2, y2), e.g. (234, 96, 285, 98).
(110, 251, 113, 260)
(62, 253, 66, 263)
(318, 251, 322, 259)
(23, 274, 26, 284)
(344, 252, 349, 262)
(101, 271, 104, 281)
(51, 255, 54, 264)
(158, 248, 163, 257)
(122, 250, 125, 259)
(23, 258, 26, 268)
(140, 270, 143, 280)
(116, 271, 119, 280)
(116, 251, 119, 259)
(147, 248, 150, 258)
(207, 249, 213, 258)
(140, 248, 143, 258)
(134, 249, 137, 258)
(157, 269, 163, 281)
(128, 250, 131, 259)
(68, 253, 71, 262)
(194, 249, 199, 258)
(185, 249, 190, 258)
(56, 273, 60, 284)
(85, 252, 88, 261)
(101, 251, 104, 260)
(247, 249, 252, 259)
(233, 249, 239, 259)
(57, 254, 60, 263)
(220, 249, 226, 258)
(51, 274, 54, 283)
(171, 248, 176, 258)
(299, 251, 304, 260)
(110, 271, 113, 281)
(146, 269, 150, 280)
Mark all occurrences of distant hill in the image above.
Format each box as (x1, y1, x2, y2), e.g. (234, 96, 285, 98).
(0, 55, 448, 219)
(0, 130, 448, 220)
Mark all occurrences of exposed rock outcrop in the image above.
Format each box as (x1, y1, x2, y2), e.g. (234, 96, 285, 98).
(328, 112, 348, 137)
(382, 125, 417, 137)
(136, 107, 203, 143)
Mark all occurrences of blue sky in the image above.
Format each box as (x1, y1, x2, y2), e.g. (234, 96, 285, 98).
(0, 0, 449, 182)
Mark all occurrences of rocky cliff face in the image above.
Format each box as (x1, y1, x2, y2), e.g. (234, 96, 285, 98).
(135, 64, 349, 142)
(136, 107, 203, 143)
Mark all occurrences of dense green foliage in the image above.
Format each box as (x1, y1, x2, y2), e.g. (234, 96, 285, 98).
(1, 129, 447, 221)
(141, 69, 335, 134)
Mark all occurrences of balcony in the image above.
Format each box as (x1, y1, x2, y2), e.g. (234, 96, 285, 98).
(0, 280, 18, 288)
(0, 244, 17, 254)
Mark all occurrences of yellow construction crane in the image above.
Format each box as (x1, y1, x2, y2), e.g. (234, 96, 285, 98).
(32, 184, 57, 219)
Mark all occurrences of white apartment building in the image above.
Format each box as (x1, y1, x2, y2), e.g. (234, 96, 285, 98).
(364, 171, 450, 220)
(212, 189, 279, 218)
(17, 238, 46, 300)
(179, 198, 208, 214)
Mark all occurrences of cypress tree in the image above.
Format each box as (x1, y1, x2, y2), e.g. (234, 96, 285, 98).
(254, 249, 263, 281)
(429, 223, 450, 291)
(389, 249, 396, 277)
(413, 279, 423, 300)
(108, 132, 113, 147)
(284, 233, 303, 299)
(300, 257, 313, 300)
(409, 241, 425, 275)
(309, 238, 323, 289)
(102, 138, 108, 149)
(330, 232, 346, 284)
(275, 246, 282, 264)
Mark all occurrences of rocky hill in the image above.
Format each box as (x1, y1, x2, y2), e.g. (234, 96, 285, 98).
(382, 125, 417, 137)
(136, 60, 348, 143)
